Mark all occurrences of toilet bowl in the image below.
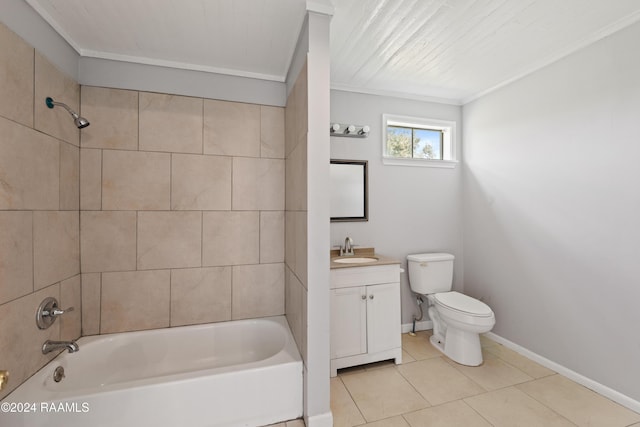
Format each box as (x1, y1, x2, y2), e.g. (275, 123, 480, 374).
(428, 291, 495, 366)
(407, 253, 495, 366)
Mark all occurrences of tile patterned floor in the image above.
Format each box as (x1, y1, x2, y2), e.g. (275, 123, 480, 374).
(331, 331, 640, 427)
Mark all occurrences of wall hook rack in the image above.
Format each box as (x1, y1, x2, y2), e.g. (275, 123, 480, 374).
(330, 123, 370, 138)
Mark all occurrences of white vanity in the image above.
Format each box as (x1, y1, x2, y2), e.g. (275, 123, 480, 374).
(330, 248, 402, 377)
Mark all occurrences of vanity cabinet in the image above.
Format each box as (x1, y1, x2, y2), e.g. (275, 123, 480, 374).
(330, 264, 402, 376)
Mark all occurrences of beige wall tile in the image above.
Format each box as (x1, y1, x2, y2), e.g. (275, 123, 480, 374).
(101, 270, 170, 333)
(0, 211, 33, 304)
(171, 154, 231, 210)
(102, 149, 170, 210)
(294, 62, 308, 148)
(285, 140, 307, 211)
(33, 211, 79, 290)
(0, 117, 59, 210)
(170, 267, 231, 326)
(81, 86, 138, 150)
(0, 23, 34, 127)
(139, 92, 203, 153)
(284, 211, 308, 287)
(0, 284, 60, 400)
(301, 286, 307, 362)
(80, 148, 102, 210)
(60, 142, 79, 210)
(261, 106, 285, 158)
(285, 211, 295, 272)
(285, 267, 303, 351)
(260, 211, 284, 263)
(60, 274, 81, 341)
(294, 211, 307, 286)
(81, 211, 137, 273)
(137, 211, 202, 270)
(204, 99, 260, 157)
(81, 273, 101, 336)
(34, 52, 79, 145)
(202, 211, 259, 266)
(232, 157, 284, 210)
(232, 263, 284, 319)
(285, 89, 296, 157)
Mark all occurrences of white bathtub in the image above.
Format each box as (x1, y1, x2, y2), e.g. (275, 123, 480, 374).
(2, 316, 303, 427)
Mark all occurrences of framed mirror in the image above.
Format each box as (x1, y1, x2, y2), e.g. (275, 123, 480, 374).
(330, 159, 368, 222)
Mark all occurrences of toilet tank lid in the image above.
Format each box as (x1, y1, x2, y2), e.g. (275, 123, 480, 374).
(407, 253, 455, 262)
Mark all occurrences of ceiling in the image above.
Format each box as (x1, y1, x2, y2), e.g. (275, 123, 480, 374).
(27, 0, 640, 104)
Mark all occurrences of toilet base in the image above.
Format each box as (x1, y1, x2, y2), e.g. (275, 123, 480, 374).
(430, 327, 483, 366)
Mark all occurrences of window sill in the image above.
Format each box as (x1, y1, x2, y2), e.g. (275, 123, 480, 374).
(382, 157, 458, 169)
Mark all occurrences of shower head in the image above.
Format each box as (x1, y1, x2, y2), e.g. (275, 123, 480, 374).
(45, 97, 90, 129)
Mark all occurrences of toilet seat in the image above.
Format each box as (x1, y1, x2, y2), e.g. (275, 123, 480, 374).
(434, 291, 493, 317)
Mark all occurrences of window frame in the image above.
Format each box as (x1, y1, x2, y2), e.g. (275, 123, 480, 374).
(382, 114, 458, 168)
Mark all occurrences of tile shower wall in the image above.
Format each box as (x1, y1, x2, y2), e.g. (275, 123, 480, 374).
(285, 61, 308, 363)
(79, 86, 286, 334)
(0, 22, 81, 399)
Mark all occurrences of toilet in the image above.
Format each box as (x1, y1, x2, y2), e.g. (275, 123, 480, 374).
(407, 253, 495, 366)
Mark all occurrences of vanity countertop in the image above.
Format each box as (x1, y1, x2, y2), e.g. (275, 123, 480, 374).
(330, 247, 401, 269)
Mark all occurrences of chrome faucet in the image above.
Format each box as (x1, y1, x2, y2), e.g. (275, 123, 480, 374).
(340, 237, 355, 256)
(42, 340, 79, 354)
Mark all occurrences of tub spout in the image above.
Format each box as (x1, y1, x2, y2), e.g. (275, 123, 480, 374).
(42, 340, 79, 354)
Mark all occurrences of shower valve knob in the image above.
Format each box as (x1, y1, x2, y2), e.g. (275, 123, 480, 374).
(36, 297, 74, 330)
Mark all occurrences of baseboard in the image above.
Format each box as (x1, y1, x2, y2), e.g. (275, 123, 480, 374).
(485, 332, 640, 414)
(304, 411, 333, 427)
(401, 320, 433, 334)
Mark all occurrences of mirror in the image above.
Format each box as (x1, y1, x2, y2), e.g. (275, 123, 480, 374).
(330, 159, 368, 222)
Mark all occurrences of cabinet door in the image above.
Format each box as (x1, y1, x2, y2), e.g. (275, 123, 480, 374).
(331, 286, 367, 359)
(366, 282, 401, 354)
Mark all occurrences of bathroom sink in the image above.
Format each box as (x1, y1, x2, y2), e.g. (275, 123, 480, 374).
(333, 257, 378, 264)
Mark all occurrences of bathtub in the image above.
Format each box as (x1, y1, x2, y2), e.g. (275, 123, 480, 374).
(2, 316, 303, 427)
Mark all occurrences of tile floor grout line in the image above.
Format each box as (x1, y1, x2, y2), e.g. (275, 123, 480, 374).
(333, 332, 639, 427)
(336, 374, 368, 425)
(512, 378, 581, 427)
(458, 397, 497, 427)
(394, 359, 436, 407)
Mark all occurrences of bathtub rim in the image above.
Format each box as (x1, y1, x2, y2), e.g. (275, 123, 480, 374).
(4, 315, 302, 403)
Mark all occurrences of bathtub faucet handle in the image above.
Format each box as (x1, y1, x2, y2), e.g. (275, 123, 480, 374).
(49, 306, 74, 317)
(36, 297, 74, 330)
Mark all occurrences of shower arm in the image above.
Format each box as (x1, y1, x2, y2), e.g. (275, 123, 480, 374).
(45, 97, 80, 119)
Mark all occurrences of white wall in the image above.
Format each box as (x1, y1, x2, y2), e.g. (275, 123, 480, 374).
(330, 90, 462, 324)
(79, 57, 286, 107)
(0, 0, 286, 107)
(463, 21, 640, 402)
(305, 11, 332, 424)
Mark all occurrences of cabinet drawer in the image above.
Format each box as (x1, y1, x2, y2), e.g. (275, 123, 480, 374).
(330, 264, 400, 289)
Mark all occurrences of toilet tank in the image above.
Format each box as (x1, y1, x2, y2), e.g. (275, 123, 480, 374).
(407, 253, 455, 294)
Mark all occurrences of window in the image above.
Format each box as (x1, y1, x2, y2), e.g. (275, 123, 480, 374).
(382, 114, 457, 168)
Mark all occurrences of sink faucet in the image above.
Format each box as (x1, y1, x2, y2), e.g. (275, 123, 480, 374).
(42, 340, 79, 354)
(340, 237, 355, 256)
